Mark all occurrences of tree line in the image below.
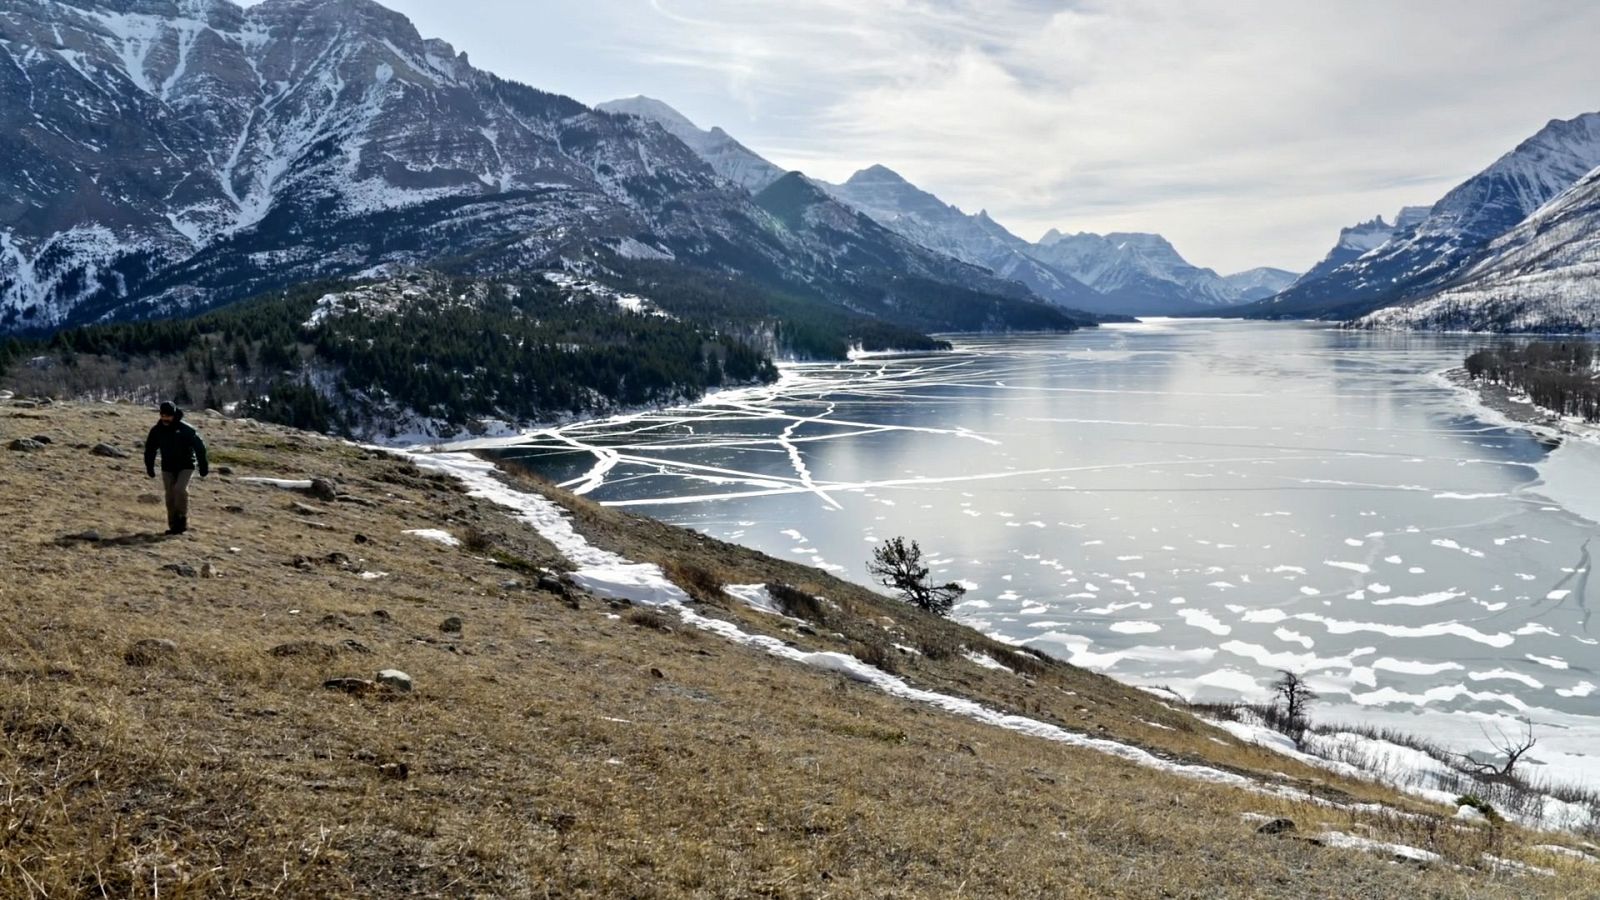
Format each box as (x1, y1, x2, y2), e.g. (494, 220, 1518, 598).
(0, 273, 779, 436)
(1464, 342, 1600, 422)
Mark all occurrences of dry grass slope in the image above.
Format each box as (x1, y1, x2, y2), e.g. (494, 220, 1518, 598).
(0, 401, 1595, 898)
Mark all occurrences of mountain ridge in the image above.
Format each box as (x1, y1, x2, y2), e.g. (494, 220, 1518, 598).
(0, 0, 1068, 337)
(600, 96, 1288, 317)
(1237, 111, 1600, 320)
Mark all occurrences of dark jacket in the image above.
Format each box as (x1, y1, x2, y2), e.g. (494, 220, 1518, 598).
(144, 410, 208, 475)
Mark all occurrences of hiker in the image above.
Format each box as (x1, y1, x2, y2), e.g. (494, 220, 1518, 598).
(144, 401, 208, 535)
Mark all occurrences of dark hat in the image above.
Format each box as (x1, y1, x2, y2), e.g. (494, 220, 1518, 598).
(159, 401, 178, 416)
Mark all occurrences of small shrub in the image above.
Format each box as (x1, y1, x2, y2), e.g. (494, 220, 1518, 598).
(488, 549, 544, 576)
(1456, 794, 1502, 823)
(769, 583, 826, 624)
(460, 526, 494, 553)
(825, 720, 907, 744)
(849, 639, 899, 675)
(664, 560, 724, 602)
(991, 646, 1050, 679)
(626, 608, 675, 632)
(916, 629, 962, 661)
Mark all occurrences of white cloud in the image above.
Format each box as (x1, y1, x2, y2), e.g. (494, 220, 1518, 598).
(244, 0, 1600, 273)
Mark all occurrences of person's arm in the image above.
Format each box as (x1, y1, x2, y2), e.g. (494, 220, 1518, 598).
(193, 428, 209, 477)
(144, 426, 158, 477)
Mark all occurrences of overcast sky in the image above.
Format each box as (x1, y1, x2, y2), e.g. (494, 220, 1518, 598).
(249, 0, 1600, 274)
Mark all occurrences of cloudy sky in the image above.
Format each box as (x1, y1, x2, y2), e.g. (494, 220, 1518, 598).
(264, 0, 1600, 274)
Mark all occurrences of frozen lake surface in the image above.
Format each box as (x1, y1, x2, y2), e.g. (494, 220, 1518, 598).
(486, 320, 1599, 788)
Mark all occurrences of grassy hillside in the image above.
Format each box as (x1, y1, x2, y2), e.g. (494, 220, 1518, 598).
(1, 400, 1595, 897)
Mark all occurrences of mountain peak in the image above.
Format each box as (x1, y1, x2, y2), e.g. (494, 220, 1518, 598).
(845, 164, 910, 186)
(1394, 205, 1430, 229)
(597, 96, 701, 133)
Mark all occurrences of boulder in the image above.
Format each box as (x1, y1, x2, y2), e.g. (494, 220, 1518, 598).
(306, 477, 339, 501)
(376, 669, 413, 693)
(161, 563, 198, 578)
(439, 616, 463, 634)
(29, 434, 52, 444)
(7, 439, 44, 452)
(90, 443, 129, 458)
(1256, 818, 1297, 836)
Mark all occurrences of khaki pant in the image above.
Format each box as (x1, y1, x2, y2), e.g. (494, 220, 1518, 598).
(162, 469, 193, 531)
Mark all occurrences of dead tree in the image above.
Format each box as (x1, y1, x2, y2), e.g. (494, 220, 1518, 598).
(1458, 717, 1538, 783)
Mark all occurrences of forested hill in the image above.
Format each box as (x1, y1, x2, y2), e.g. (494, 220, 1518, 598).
(2, 272, 798, 439)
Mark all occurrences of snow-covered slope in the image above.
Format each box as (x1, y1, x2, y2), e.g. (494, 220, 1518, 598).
(597, 96, 786, 194)
(1028, 230, 1242, 314)
(1222, 267, 1300, 302)
(1253, 112, 1600, 320)
(1358, 165, 1600, 332)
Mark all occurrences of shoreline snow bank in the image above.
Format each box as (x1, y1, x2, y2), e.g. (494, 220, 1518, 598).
(403, 450, 1262, 788)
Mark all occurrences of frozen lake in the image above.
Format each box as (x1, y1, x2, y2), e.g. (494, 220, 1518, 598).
(487, 320, 1599, 787)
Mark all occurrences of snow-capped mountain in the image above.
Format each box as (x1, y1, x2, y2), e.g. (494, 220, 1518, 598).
(1247, 111, 1600, 320)
(1027, 230, 1243, 314)
(1357, 165, 1600, 332)
(819, 165, 1103, 310)
(1287, 208, 1428, 290)
(597, 95, 1273, 317)
(1222, 267, 1300, 302)
(597, 96, 786, 194)
(0, 0, 1055, 334)
(596, 99, 1105, 312)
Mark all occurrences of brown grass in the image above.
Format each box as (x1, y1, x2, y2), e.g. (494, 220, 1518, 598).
(0, 402, 1591, 897)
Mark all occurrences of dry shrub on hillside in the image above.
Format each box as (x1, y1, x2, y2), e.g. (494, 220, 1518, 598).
(460, 525, 498, 554)
(849, 638, 900, 675)
(663, 560, 724, 602)
(627, 607, 676, 632)
(768, 583, 826, 624)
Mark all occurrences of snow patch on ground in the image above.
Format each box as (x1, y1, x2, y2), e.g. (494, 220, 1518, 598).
(404, 528, 460, 547)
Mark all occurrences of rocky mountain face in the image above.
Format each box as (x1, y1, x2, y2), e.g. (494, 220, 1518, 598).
(1357, 165, 1600, 331)
(1243, 112, 1600, 320)
(0, 0, 1055, 335)
(1287, 209, 1427, 290)
(596, 96, 785, 194)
